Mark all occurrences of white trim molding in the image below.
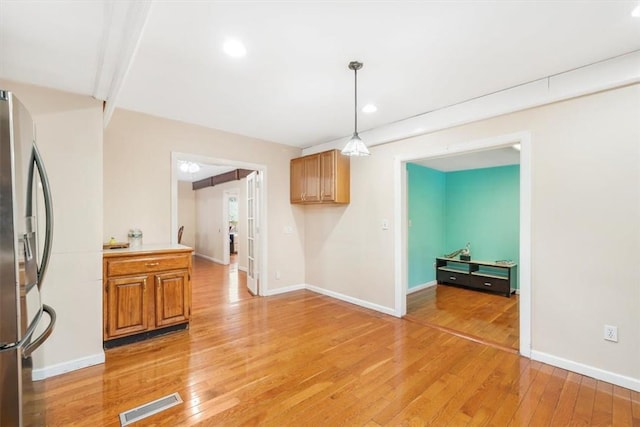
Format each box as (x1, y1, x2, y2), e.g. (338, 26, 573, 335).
(531, 350, 640, 392)
(32, 352, 105, 381)
(407, 280, 437, 294)
(393, 131, 533, 357)
(264, 284, 396, 316)
(306, 285, 396, 316)
(303, 50, 640, 156)
(194, 253, 224, 265)
(263, 284, 307, 296)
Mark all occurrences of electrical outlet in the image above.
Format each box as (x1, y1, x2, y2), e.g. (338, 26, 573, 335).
(604, 325, 618, 342)
(275, 270, 281, 280)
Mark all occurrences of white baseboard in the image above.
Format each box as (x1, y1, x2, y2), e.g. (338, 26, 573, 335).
(263, 283, 395, 316)
(305, 285, 396, 316)
(407, 280, 437, 294)
(32, 352, 105, 381)
(195, 253, 224, 264)
(531, 350, 640, 392)
(264, 283, 307, 296)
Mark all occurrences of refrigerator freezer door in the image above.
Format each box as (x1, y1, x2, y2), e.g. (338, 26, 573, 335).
(0, 92, 42, 347)
(0, 91, 21, 347)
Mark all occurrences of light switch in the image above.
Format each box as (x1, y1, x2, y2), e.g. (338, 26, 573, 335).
(284, 225, 293, 234)
(382, 219, 389, 230)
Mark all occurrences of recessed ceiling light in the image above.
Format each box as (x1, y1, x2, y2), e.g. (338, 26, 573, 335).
(179, 161, 200, 173)
(362, 104, 377, 113)
(223, 39, 246, 58)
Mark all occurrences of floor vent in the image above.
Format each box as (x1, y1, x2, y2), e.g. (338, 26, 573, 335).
(119, 392, 183, 426)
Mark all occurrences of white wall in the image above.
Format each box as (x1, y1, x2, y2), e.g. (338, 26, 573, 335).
(177, 181, 196, 248)
(104, 109, 305, 292)
(0, 80, 104, 377)
(194, 184, 223, 262)
(194, 179, 246, 267)
(304, 84, 640, 388)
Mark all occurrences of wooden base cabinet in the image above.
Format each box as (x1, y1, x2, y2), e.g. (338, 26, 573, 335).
(103, 247, 192, 344)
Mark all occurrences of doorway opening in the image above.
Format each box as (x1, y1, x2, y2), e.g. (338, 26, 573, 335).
(404, 147, 521, 351)
(222, 191, 240, 267)
(170, 152, 267, 297)
(394, 131, 532, 357)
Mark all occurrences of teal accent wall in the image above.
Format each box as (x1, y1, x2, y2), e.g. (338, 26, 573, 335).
(408, 163, 520, 289)
(407, 164, 445, 287)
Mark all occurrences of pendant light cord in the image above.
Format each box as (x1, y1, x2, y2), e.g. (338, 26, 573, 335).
(354, 67, 358, 134)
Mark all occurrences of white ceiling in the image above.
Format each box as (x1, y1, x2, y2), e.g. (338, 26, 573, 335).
(1, 0, 639, 153)
(413, 146, 520, 172)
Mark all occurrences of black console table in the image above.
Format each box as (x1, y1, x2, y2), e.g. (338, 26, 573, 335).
(435, 257, 517, 297)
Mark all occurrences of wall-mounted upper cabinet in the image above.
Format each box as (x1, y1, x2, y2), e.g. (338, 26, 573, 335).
(290, 149, 350, 204)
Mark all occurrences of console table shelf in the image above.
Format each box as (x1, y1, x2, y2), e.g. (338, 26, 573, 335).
(435, 257, 517, 297)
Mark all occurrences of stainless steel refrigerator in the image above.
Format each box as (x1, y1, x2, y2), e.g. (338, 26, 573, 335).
(0, 90, 56, 426)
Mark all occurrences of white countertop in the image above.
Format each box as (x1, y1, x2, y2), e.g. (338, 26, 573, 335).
(103, 243, 193, 257)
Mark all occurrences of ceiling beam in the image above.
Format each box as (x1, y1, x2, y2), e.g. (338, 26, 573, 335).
(192, 169, 254, 191)
(93, 0, 153, 128)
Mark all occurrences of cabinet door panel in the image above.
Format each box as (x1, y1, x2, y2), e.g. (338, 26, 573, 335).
(290, 158, 305, 203)
(107, 275, 148, 338)
(320, 150, 336, 201)
(303, 155, 321, 202)
(155, 270, 190, 327)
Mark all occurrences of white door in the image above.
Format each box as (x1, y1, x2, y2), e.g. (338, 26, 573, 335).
(246, 171, 259, 295)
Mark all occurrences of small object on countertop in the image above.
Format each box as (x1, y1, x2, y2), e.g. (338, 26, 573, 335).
(109, 237, 117, 245)
(128, 228, 143, 248)
(103, 242, 130, 250)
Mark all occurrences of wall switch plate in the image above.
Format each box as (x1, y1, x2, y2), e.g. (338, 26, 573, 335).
(382, 219, 389, 230)
(284, 225, 293, 234)
(275, 270, 281, 280)
(604, 325, 618, 342)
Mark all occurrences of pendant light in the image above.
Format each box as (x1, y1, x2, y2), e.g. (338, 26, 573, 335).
(341, 61, 370, 156)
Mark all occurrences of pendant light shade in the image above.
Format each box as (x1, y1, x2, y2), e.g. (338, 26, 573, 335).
(341, 61, 370, 156)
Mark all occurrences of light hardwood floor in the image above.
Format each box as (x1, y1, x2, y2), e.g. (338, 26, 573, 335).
(39, 257, 640, 426)
(406, 284, 519, 352)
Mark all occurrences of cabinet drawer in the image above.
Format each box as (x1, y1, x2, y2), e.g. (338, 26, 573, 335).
(107, 254, 190, 277)
(437, 269, 469, 285)
(469, 274, 510, 294)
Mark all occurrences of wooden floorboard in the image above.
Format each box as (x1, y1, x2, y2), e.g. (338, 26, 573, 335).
(406, 283, 519, 350)
(38, 256, 636, 426)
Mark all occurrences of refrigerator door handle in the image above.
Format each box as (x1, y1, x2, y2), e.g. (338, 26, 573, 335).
(23, 304, 56, 358)
(30, 144, 54, 288)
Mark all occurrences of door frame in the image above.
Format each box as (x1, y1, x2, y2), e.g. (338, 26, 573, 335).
(394, 131, 532, 357)
(170, 152, 268, 296)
